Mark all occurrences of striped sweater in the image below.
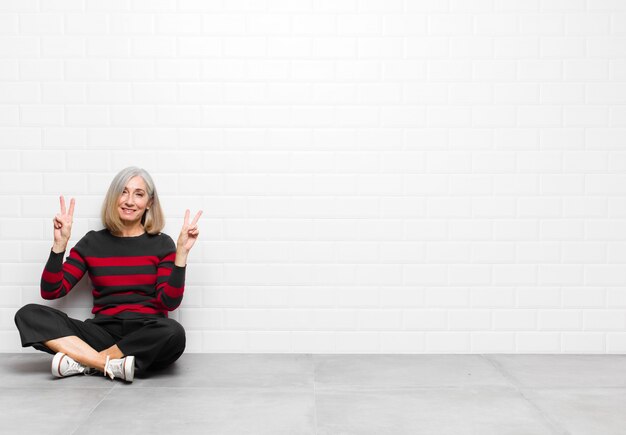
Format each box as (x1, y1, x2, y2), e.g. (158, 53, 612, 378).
(41, 229, 186, 317)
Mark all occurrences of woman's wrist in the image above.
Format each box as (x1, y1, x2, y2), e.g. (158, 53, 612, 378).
(52, 242, 67, 254)
(174, 248, 188, 267)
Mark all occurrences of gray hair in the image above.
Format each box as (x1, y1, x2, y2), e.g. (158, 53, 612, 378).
(101, 166, 164, 235)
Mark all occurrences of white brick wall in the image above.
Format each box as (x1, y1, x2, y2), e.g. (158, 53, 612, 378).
(1, 0, 625, 354)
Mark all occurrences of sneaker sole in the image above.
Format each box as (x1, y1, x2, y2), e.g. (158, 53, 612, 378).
(124, 355, 135, 382)
(51, 352, 66, 378)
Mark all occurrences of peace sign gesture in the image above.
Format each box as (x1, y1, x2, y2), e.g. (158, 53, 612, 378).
(52, 195, 75, 253)
(177, 209, 202, 254)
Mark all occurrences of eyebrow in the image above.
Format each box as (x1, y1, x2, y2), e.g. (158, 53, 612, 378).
(124, 187, 146, 193)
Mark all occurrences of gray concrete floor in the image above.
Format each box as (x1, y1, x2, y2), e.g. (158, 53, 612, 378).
(0, 353, 625, 434)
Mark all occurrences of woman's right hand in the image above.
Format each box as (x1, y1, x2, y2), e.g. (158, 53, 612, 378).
(52, 195, 75, 253)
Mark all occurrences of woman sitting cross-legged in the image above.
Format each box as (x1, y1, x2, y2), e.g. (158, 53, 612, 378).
(14, 166, 202, 382)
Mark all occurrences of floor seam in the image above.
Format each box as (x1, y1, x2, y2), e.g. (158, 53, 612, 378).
(312, 355, 319, 435)
(483, 355, 570, 435)
(68, 382, 117, 435)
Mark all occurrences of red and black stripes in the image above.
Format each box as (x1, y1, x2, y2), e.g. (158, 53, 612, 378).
(40, 230, 186, 317)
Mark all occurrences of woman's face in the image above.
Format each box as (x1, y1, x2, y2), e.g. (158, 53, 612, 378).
(118, 176, 152, 225)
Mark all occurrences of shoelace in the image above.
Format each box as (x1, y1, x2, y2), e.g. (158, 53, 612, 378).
(67, 359, 85, 374)
(103, 355, 114, 380)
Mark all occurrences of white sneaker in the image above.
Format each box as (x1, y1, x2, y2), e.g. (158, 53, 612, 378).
(51, 352, 88, 378)
(104, 355, 135, 382)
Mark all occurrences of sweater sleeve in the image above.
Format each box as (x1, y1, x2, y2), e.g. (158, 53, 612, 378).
(154, 236, 186, 311)
(40, 246, 88, 300)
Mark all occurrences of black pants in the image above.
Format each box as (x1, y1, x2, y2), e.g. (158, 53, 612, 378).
(14, 304, 186, 372)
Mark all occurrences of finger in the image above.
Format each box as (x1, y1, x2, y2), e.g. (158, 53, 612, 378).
(60, 195, 66, 215)
(183, 209, 190, 226)
(190, 210, 203, 226)
(68, 198, 75, 218)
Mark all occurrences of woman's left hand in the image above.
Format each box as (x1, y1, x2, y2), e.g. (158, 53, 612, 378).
(177, 209, 203, 254)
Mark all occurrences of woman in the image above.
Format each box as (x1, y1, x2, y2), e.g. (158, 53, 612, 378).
(14, 167, 202, 382)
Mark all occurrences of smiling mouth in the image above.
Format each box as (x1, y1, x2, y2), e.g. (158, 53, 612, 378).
(121, 208, 137, 214)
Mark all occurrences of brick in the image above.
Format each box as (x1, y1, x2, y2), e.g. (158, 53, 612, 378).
(449, 265, 492, 286)
(495, 0, 539, 11)
(380, 332, 425, 353)
(494, 84, 538, 104)
(539, 265, 584, 285)
(357, 310, 402, 330)
(606, 333, 626, 353)
(563, 198, 608, 218)
(520, 13, 563, 34)
(450, 175, 493, 195)
(493, 174, 539, 195)
(495, 37, 540, 58)
(428, 60, 472, 80)
(586, 265, 626, 285)
(587, 37, 626, 57)
(424, 287, 470, 308)
(406, 37, 449, 58)
(110, 106, 157, 126)
(45, 128, 87, 149)
(268, 37, 313, 58)
(450, 37, 493, 58)
(405, 219, 447, 240)
(109, 13, 154, 34)
(312, 37, 357, 58)
(449, 310, 491, 330)
(516, 332, 561, 353)
(404, 265, 446, 285)
(403, 310, 447, 330)
(473, 60, 516, 80)
(427, 107, 471, 127)
(471, 287, 515, 308)
(383, 14, 427, 36)
(427, 197, 471, 218)
(538, 310, 582, 330)
(472, 333, 517, 353)
(404, 83, 447, 104)
(449, 220, 492, 241)
(517, 242, 560, 263)
(335, 333, 380, 352)
(427, 242, 471, 263)
(471, 243, 516, 264)
(449, 129, 492, 150)
(540, 220, 584, 240)
(563, 287, 606, 308)
(294, 14, 337, 35)
(493, 265, 537, 285)
(424, 332, 471, 352)
(541, 128, 584, 150)
(565, 13, 611, 35)
(357, 37, 404, 59)
(475, 14, 518, 35)
(20, 106, 64, 127)
(178, 37, 221, 57)
(426, 152, 471, 173)
(472, 198, 517, 218)
(493, 309, 537, 332)
(428, 14, 472, 35)
(540, 84, 585, 104)
(291, 332, 336, 353)
(19, 60, 63, 81)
